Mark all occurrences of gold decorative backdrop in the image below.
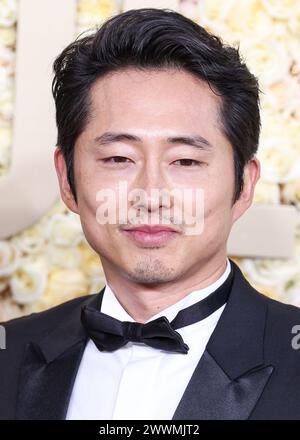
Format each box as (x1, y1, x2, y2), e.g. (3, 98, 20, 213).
(1, 0, 300, 321)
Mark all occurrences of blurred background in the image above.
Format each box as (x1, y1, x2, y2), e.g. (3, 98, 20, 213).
(1, 0, 300, 321)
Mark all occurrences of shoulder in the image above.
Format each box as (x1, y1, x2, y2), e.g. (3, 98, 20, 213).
(247, 282, 300, 334)
(259, 290, 300, 327)
(233, 260, 300, 361)
(234, 259, 300, 328)
(1, 294, 95, 346)
(253, 290, 300, 362)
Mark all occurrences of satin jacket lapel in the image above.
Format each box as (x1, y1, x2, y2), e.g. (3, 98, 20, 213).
(172, 350, 273, 420)
(16, 289, 105, 420)
(173, 260, 274, 420)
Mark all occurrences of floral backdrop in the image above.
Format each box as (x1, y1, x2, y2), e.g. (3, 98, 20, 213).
(0, 0, 300, 321)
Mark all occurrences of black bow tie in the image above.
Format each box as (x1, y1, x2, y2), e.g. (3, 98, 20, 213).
(81, 264, 234, 354)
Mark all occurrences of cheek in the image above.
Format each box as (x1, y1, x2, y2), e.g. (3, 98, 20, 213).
(77, 179, 99, 216)
(74, 173, 105, 233)
(203, 170, 234, 222)
(75, 159, 107, 213)
(75, 172, 120, 239)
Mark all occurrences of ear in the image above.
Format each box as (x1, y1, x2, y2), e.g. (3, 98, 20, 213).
(232, 157, 261, 224)
(54, 147, 79, 214)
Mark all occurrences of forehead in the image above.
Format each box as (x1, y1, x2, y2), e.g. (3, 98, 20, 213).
(88, 68, 221, 129)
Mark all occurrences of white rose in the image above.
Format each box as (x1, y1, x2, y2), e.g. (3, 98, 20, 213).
(263, 78, 300, 120)
(205, 1, 273, 42)
(253, 179, 280, 205)
(198, 0, 233, 34)
(0, 77, 14, 128)
(0, 298, 23, 322)
(0, 87, 14, 121)
(288, 8, 300, 35)
(10, 256, 48, 304)
(11, 224, 46, 255)
(46, 212, 84, 247)
(0, 139, 11, 176)
(0, 0, 17, 27)
(239, 36, 290, 86)
(78, 242, 101, 273)
(31, 268, 88, 312)
(0, 87, 13, 120)
(79, 243, 107, 292)
(39, 198, 70, 224)
(46, 268, 88, 300)
(281, 275, 300, 307)
(239, 257, 300, 298)
(0, 27, 16, 48)
(0, 276, 9, 293)
(0, 121, 12, 150)
(258, 111, 300, 183)
(46, 243, 81, 269)
(0, 240, 20, 276)
(282, 178, 300, 208)
(285, 36, 300, 75)
(88, 275, 106, 295)
(76, 0, 117, 28)
(279, 233, 300, 305)
(258, 140, 300, 184)
(262, 0, 300, 20)
(0, 43, 15, 77)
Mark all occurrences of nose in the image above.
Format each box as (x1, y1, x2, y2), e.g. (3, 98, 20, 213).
(132, 160, 172, 215)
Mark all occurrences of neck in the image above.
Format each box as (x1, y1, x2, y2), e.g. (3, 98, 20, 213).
(101, 254, 229, 323)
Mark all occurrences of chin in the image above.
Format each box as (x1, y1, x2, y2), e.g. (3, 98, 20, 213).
(128, 274, 177, 285)
(124, 264, 179, 285)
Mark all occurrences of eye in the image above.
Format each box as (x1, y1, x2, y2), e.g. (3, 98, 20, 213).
(173, 159, 202, 167)
(102, 156, 132, 164)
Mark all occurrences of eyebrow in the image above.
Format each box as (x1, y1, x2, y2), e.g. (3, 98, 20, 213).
(92, 132, 213, 151)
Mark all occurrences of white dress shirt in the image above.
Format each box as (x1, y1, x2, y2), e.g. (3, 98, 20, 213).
(66, 258, 231, 420)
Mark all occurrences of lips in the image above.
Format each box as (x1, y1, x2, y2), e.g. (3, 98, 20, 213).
(122, 224, 180, 246)
(123, 225, 179, 233)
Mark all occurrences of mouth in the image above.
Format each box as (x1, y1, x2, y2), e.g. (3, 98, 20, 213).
(121, 225, 180, 247)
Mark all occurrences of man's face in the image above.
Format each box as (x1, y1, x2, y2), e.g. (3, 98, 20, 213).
(55, 68, 259, 285)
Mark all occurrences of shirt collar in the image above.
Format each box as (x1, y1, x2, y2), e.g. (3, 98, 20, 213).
(101, 258, 231, 324)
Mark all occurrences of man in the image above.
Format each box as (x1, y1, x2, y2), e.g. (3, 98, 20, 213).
(1, 8, 300, 420)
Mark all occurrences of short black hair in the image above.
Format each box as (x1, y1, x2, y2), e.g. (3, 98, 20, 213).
(52, 8, 260, 204)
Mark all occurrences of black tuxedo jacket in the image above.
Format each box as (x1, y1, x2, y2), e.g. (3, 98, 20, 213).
(1, 259, 300, 420)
